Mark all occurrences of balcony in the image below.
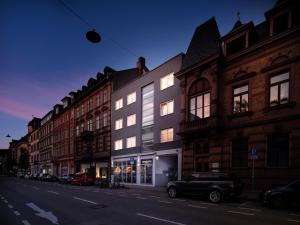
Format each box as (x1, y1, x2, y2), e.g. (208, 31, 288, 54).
(179, 116, 219, 135)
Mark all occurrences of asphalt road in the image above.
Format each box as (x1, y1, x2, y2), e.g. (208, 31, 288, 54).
(0, 177, 299, 225)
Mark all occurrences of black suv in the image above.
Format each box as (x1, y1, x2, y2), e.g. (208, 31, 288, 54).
(166, 172, 244, 203)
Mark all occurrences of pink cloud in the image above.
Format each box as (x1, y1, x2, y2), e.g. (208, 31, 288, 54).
(0, 97, 48, 120)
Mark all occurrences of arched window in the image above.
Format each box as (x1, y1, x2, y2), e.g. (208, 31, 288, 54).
(189, 79, 211, 121)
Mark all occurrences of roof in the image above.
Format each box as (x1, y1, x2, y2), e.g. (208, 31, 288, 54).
(112, 68, 139, 91)
(182, 17, 220, 70)
(254, 21, 269, 42)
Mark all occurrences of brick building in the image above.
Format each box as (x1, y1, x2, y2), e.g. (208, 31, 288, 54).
(176, 0, 300, 188)
(52, 97, 75, 176)
(28, 117, 41, 176)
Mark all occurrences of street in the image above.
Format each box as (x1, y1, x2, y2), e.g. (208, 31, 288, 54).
(0, 177, 299, 225)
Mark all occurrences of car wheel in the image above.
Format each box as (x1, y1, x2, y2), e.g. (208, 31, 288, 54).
(272, 196, 287, 209)
(209, 190, 222, 203)
(168, 187, 177, 198)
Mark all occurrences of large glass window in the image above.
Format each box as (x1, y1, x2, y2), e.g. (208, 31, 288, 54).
(189, 79, 211, 121)
(233, 85, 249, 113)
(140, 159, 153, 184)
(160, 73, 174, 90)
(113, 160, 136, 184)
(127, 114, 136, 127)
(160, 100, 174, 116)
(142, 83, 154, 127)
(232, 138, 248, 167)
(270, 72, 289, 107)
(115, 98, 123, 110)
(160, 128, 174, 143)
(267, 134, 289, 167)
(87, 119, 93, 131)
(127, 92, 136, 105)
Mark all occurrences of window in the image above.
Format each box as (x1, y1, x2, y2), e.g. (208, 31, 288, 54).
(81, 104, 84, 115)
(189, 79, 211, 120)
(96, 94, 100, 107)
(232, 138, 248, 167)
(115, 98, 123, 110)
(273, 12, 289, 35)
(76, 107, 80, 118)
(226, 34, 246, 56)
(270, 72, 289, 107)
(87, 120, 93, 131)
(115, 118, 123, 130)
(267, 134, 289, 167)
(114, 139, 123, 150)
(142, 83, 154, 127)
(160, 100, 174, 116)
(103, 89, 107, 103)
(80, 123, 84, 132)
(127, 114, 136, 127)
(87, 98, 93, 112)
(160, 73, 174, 90)
(160, 128, 174, 143)
(103, 111, 107, 127)
(233, 85, 249, 113)
(96, 115, 100, 129)
(126, 136, 136, 148)
(127, 92, 136, 105)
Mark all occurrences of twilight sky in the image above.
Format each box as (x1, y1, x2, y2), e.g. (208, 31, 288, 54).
(0, 0, 275, 148)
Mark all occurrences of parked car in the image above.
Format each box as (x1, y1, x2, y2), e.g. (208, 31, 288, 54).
(262, 178, 300, 209)
(70, 172, 95, 186)
(58, 174, 74, 184)
(166, 172, 244, 203)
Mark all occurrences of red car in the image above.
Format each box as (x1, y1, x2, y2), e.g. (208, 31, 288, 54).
(70, 172, 95, 185)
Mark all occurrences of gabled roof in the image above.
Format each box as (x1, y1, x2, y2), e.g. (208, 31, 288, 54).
(181, 17, 220, 70)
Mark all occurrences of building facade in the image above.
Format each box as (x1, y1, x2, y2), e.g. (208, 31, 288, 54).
(111, 54, 183, 187)
(52, 97, 75, 176)
(28, 117, 41, 176)
(39, 111, 54, 175)
(176, 0, 300, 189)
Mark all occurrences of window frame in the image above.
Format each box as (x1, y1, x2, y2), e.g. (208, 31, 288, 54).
(127, 92, 136, 105)
(160, 73, 174, 91)
(189, 91, 210, 121)
(232, 83, 249, 114)
(269, 72, 290, 107)
(127, 114, 136, 127)
(160, 127, 174, 143)
(115, 118, 123, 130)
(115, 98, 123, 110)
(160, 99, 174, 116)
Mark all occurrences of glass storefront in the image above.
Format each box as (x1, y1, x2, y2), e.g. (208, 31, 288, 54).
(140, 159, 153, 184)
(113, 160, 137, 183)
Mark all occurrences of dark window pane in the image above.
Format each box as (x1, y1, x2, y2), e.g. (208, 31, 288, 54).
(226, 35, 246, 56)
(273, 12, 289, 35)
(232, 138, 248, 167)
(267, 134, 289, 167)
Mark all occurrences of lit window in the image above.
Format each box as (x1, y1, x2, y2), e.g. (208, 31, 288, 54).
(270, 72, 289, 107)
(160, 73, 174, 90)
(115, 118, 123, 130)
(160, 128, 174, 143)
(115, 98, 123, 110)
(96, 115, 100, 129)
(233, 85, 249, 113)
(114, 139, 123, 150)
(160, 100, 174, 116)
(127, 92, 136, 105)
(127, 114, 136, 127)
(96, 94, 100, 107)
(126, 136, 136, 148)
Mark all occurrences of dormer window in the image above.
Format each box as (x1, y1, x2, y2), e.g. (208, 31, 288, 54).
(273, 12, 289, 35)
(226, 34, 247, 56)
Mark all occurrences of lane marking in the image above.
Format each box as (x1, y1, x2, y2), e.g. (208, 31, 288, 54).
(188, 204, 207, 209)
(1, 197, 4, 199)
(237, 207, 261, 212)
(290, 214, 300, 217)
(288, 219, 300, 223)
(136, 213, 187, 225)
(26, 202, 59, 225)
(8, 204, 13, 208)
(149, 195, 160, 198)
(22, 220, 31, 225)
(47, 190, 59, 195)
(172, 199, 187, 202)
(136, 197, 147, 200)
(4, 200, 8, 203)
(197, 201, 218, 206)
(158, 200, 172, 204)
(14, 210, 21, 216)
(227, 210, 255, 216)
(73, 197, 98, 205)
(32, 186, 40, 190)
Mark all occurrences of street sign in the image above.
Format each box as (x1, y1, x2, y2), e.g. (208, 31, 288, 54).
(129, 157, 135, 165)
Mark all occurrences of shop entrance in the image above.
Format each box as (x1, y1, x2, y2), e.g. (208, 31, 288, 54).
(140, 159, 153, 184)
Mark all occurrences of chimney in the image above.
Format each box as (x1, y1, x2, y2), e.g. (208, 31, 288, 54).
(137, 56, 149, 75)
